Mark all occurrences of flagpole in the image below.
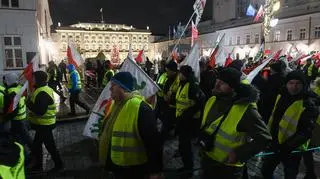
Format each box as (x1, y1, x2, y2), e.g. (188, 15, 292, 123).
(167, 11, 196, 62)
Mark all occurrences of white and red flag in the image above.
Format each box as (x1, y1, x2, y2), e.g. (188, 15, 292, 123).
(67, 41, 83, 68)
(22, 53, 40, 91)
(135, 49, 146, 63)
(254, 5, 264, 22)
(191, 21, 199, 47)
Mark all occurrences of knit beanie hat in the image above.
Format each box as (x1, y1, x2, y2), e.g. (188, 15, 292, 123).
(218, 67, 242, 89)
(285, 70, 307, 87)
(33, 71, 48, 85)
(165, 60, 178, 72)
(4, 72, 18, 86)
(228, 60, 244, 72)
(111, 72, 134, 92)
(179, 65, 194, 79)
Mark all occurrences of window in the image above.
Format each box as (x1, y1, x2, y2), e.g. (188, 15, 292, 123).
(1, 0, 17, 7)
(4, 36, 23, 68)
(236, 36, 240, 45)
(246, 35, 251, 44)
(62, 35, 66, 39)
(299, 28, 306, 40)
(315, 26, 320, 38)
(274, 31, 280, 42)
(287, 29, 293, 41)
(255, 34, 260, 44)
(26, 52, 36, 64)
(229, 37, 232, 45)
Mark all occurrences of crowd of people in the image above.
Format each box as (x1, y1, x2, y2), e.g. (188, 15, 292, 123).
(1, 54, 320, 179)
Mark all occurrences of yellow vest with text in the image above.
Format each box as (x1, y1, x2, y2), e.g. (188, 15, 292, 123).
(268, 95, 309, 150)
(201, 96, 249, 167)
(0, 142, 25, 179)
(102, 69, 115, 86)
(68, 70, 82, 89)
(109, 97, 147, 166)
(175, 83, 200, 118)
(156, 72, 168, 97)
(8, 86, 26, 121)
(29, 86, 56, 126)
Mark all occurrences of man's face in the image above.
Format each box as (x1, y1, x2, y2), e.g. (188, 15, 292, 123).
(213, 79, 233, 94)
(110, 82, 125, 101)
(286, 80, 303, 96)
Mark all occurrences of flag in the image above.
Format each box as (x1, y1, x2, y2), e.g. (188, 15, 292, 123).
(179, 43, 201, 82)
(254, 41, 265, 61)
(246, 50, 282, 83)
(83, 58, 160, 139)
(9, 81, 28, 113)
(209, 34, 225, 68)
(67, 41, 83, 68)
(193, 0, 207, 26)
(23, 53, 40, 91)
(246, 4, 256, 16)
(191, 21, 199, 47)
(273, 49, 283, 60)
(173, 27, 177, 39)
(225, 54, 233, 67)
(254, 5, 264, 22)
(171, 48, 179, 63)
(135, 49, 146, 63)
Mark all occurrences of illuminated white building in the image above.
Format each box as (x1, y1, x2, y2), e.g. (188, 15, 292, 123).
(0, 0, 52, 74)
(53, 23, 151, 63)
(151, 0, 320, 60)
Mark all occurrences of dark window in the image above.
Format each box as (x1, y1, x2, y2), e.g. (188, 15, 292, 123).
(11, 0, 18, 7)
(1, 0, 9, 7)
(13, 37, 21, 45)
(4, 37, 12, 45)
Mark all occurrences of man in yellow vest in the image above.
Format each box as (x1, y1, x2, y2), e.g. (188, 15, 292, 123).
(161, 60, 180, 140)
(98, 72, 163, 179)
(261, 71, 318, 179)
(67, 64, 90, 115)
(175, 65, 205, 178)
(47, 61, 66, 102)
(303, 58, 317, 87)
(0, 121, 25, 179)
(199, 68, 271, 178)
(102, 60, 114, 87)
(26, 71, 63, 173)
(3, 72, 32, 151)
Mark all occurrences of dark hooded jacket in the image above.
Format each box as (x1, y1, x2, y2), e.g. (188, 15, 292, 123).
(0, 131, 20, 167)
(202, 84, 272, 162)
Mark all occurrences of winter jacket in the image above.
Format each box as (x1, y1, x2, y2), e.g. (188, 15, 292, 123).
(201, 84, 272, 162)
(67, 64, 81, 92)
(259, 72, 286, 122)
(268, 87, 318, 153)
(105, 101, 162, 174)
(0, 132, 20, 167)
(200, 68, 218, 99)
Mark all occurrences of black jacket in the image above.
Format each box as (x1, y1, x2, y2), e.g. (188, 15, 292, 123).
(202, 84, 272, 162)
(107, 101, 162, 174)
(269, 88, 318, 153)
(0, 132, 20, 167)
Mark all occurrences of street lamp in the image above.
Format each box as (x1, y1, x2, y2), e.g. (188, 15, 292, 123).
(270, 18, 279, 27)
(147, 26, 149, 30)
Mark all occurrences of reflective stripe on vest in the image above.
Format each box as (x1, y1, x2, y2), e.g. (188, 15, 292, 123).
(68, 70, 82, 89)
(307, 64, 314, 77)
(0, 85, 5, 113)
(102, 69, 114, 86)
(8, 86, 26, 120)
(110, 97, 147, 166)
(268, 95, 309, 150)
(201, 96, 248, 167)
(313, 86, 320, 96)
(156, 73, 168, 97)
(175, 83, 200, 118)
(29, 86, 56, 126)
(0, 142, 25, 179)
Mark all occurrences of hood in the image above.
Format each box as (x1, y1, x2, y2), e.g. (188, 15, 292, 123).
(67, 64, 75, 72)
(234, 84, 260, 104)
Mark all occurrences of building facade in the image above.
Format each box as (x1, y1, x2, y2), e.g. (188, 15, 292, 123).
(151, 0, 320, 62)
(0, 0, 52, 74)
(53, 23, 151, 64)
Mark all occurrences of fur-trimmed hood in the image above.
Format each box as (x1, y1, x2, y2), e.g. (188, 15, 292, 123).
(234, 83, 260, 104)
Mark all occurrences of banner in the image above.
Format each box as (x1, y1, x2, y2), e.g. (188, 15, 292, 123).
(83, 58, 160, 139)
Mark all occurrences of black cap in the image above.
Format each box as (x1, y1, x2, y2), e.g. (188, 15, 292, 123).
(218, 67, 242, 89)
(165, 60, 178, 72)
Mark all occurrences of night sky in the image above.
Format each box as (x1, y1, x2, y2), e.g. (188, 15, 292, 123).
(49, 0, 212, 35)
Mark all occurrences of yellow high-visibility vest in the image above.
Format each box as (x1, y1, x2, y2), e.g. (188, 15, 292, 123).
(8, 86, 26, 121)
(0, 142, 25, 179)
